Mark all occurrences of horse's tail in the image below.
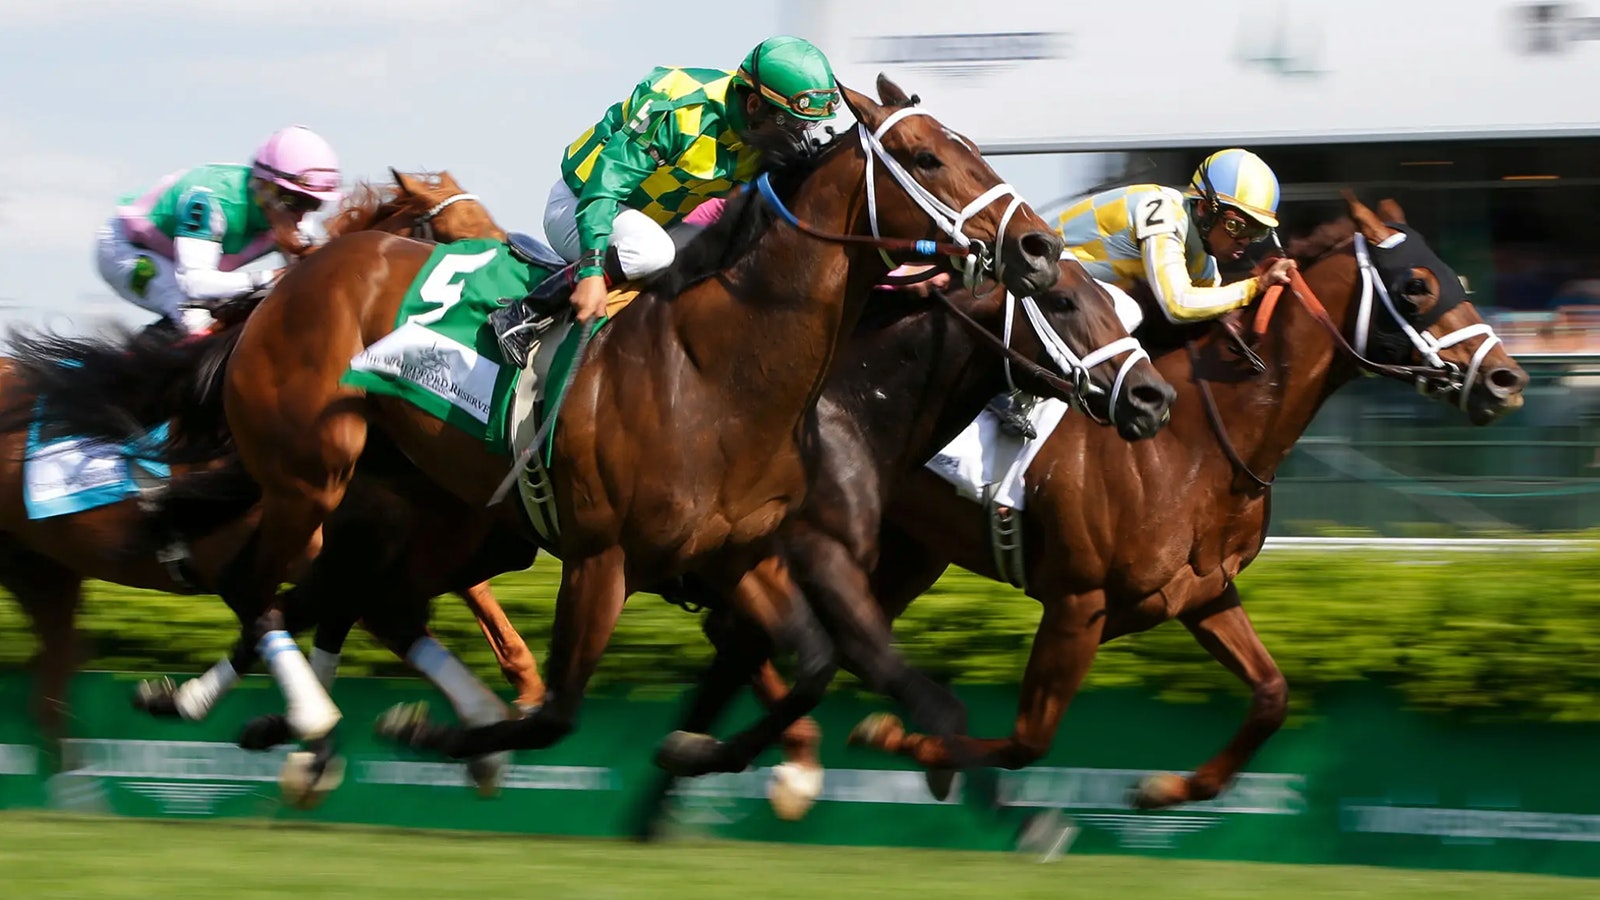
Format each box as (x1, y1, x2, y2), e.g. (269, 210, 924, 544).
(0, 320, 246, 464)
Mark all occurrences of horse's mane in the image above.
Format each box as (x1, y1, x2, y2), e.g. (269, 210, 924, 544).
(649, 126, 857, 299)
(324, 174, 444, 240)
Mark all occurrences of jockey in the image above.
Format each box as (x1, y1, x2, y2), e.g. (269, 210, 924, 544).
(1056, 148, 1296, 331)
(96, 125, 342, 335)
(491, 35, 841, 368)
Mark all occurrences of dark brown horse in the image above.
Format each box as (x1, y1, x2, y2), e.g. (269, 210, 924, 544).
(0, 171, 539, 772)
(667, 193, 1529, 818)
(204, 78, 1130, 791)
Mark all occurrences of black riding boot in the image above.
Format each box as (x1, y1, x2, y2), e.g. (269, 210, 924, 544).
(987, 392, 1038, 440)
(490, 263, 580, 369)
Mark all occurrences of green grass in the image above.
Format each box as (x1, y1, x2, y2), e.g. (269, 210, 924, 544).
(0, 813, 1592, 899)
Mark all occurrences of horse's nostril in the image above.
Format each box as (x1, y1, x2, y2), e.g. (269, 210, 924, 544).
(1131, 383, 1171, 411)
(1487, 366, 1528, 396)
(1019, 230, 1062, 264)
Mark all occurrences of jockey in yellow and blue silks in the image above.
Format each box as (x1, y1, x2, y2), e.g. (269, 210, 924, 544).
(1056, 148, 1296, 329)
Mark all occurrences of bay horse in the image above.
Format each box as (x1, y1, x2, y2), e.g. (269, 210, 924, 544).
(205, 77, 1135, 788)
(0, 171, 540, 775)
(656, 192, 1529, 820)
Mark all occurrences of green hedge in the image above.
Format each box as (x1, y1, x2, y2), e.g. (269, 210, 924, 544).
(2, 541, 1598, 721)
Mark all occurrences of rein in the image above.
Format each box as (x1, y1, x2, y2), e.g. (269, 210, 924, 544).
(1195, 230, 1506, 491)
(755, 112, 1148, 420)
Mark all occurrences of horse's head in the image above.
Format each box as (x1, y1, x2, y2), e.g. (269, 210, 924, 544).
(1324, 192, 1526, 425)
(986, 258, 1175, 441)
(324, 170, 503, 244)
(839, 76, 1062, 299)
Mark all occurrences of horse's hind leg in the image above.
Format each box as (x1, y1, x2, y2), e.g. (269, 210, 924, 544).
(1133, 583, 1287, 809)
(0, 546, 84, 770)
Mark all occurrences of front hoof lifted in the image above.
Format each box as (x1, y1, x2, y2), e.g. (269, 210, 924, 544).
(654, 731, 727, 777)
(279, 749, 345, 810)
(132, 677, 180, 717)
(767, 762, 824, 821)
(374, 701, 433, 747)
(848, 712, 904, 750)
(1131, 772, 1190, 810)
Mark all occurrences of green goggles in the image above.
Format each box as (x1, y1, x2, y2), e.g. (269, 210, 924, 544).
(749, 78, 841, 120)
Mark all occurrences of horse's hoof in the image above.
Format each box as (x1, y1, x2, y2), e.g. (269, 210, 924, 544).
(848, 712, 904, 749)
(654, 731, 726, 777)
(467, 751, 510, 799)
(1131, 772, 1189, 810)
(132, 677, 180, 718)
(767, 761, 824, 821)
(925, 768, 957, 802)
(238, 714, 293, 751)
(279, 750, 346, 811)
(374, 701, 431, 745)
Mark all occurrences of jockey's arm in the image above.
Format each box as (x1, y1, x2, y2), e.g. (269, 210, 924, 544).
(173, 236, 275, 303)
(1140, 230, 1263, 324)
(573, 131, 664, 279)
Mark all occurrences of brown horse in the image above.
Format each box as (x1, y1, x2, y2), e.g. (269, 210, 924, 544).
(692, 193, 1529, 815)
(206, 77, 1100, 788)
(0, 171, 538, 769)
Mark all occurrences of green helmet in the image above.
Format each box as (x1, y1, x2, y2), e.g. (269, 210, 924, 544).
(737, 36, 840, 121)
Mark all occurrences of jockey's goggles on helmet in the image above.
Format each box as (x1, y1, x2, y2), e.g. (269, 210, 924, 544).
(744, 77, 841, 120)
(254, 179, 323, 215)
(1218, 206, 1272, 242)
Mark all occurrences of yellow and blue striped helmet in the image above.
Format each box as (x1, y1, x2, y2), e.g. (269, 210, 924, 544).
(1186, 148, 1280, 229)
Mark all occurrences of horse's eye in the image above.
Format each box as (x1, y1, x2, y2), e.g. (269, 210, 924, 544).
(1403, 278, 1429, 296)
(914, 151, 942, 170)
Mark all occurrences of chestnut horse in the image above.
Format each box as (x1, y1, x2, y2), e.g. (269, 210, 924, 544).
(204, 78, 1120, 792)
(665, 193, 1529, 819)
(0, 171, 539, 771)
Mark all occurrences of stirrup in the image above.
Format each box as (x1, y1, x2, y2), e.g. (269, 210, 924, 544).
(987, 393, 1037, 440)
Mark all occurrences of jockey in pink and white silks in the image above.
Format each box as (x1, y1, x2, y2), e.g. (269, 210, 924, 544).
(96, 125, 342, 335)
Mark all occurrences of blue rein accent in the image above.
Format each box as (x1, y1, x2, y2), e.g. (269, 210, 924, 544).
(754, 172, 800, 229)
(914, 239, 937, 257)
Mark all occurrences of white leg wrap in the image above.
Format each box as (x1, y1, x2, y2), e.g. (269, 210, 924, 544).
(407, 636, 506, 726)
(310, 648, 341, 691)
(259, 630, 341, 740)
(173, 658, 239, 721)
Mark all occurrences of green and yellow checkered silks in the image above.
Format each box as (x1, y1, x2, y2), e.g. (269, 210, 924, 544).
(559, 66, 762, 278)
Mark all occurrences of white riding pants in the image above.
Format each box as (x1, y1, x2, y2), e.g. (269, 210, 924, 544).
(542, 178, 677, 281)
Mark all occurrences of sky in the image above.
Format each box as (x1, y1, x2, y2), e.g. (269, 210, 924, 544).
(0, 0, 1100, 332)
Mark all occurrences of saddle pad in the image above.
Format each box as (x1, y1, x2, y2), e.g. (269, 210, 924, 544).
(923, 395, 1071, 511)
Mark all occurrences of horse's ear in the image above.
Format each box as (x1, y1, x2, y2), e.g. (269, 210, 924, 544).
(391, 168, 421, 195)
(841, 82, 886, 132)
(1342, 189, 1398, 244)
(1377, 197, 1408, 225)
(875, 74, 911, 108)
(435, 170, 462, 191)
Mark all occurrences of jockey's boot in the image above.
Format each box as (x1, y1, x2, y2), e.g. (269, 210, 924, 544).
(490, 263, 580, 370)
(987, 392, 1037, 440)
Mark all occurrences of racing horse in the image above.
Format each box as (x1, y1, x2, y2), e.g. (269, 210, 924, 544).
(192, 77, 1141, 790)
(0, 171, 540, 774)
(655, 192, 1529, 819)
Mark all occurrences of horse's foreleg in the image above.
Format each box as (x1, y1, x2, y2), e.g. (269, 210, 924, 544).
(850, 590, 1106, 774)
(378, 546, 627, 758)
(1134, 583, 1286, 809)
(456, 580, 545, 710)
(655, 557, 838, 780)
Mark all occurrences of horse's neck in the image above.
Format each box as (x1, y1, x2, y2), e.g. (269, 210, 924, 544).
(672, 165, 884, 437)
(832, 306, 1005, 477)
(1188, 256, 1360, 485)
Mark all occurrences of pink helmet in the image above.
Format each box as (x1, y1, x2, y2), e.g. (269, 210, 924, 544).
(251, 124, 342, 203)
